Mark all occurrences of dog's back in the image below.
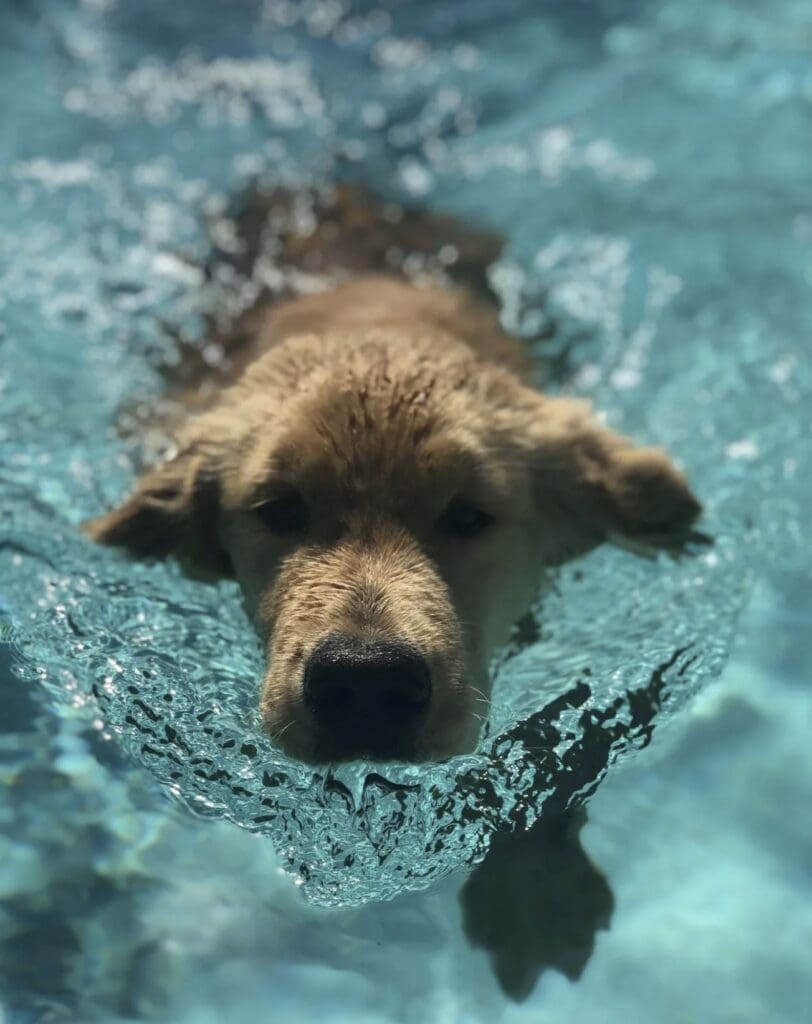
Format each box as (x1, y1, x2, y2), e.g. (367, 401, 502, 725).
(253, 274, 529, 375)
(167, 184, 521, 405)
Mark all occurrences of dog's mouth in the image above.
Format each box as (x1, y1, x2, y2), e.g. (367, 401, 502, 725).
(262, 707, 427, 765)
(310, 732, 421, 764)
(264, 703, 482, 765)
(290, 718, 477, 765)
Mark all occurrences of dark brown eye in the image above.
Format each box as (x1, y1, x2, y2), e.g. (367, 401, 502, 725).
(437, 497, 495, 538)
(255, 492, 309, 534)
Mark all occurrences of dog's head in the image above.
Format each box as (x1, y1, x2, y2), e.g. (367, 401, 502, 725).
(86, 327, 701, 763)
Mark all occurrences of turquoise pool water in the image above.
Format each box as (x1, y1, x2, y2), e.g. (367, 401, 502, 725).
(1, 0, 811, 1020)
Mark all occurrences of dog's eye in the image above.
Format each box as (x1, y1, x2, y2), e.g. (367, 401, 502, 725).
(255, 493, 309, 534)
(437, 497, 495, 538)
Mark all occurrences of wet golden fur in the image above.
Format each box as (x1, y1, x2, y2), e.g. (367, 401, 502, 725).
(86, 266, 700, 762)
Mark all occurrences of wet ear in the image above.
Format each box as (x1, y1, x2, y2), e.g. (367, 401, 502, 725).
(83, 448, 232, 580)
(531, 398, 702, 560)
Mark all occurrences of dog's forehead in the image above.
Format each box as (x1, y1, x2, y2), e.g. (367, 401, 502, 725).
(225, 344, 529, 510)
(279, 373, 484, 497)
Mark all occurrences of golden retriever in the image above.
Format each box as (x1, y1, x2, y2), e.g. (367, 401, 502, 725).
(85, 186, 701, 766)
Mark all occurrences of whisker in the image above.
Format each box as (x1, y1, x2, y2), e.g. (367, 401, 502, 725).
(270, 720, 295, 743)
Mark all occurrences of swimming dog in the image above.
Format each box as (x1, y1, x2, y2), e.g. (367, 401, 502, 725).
(86, 184, 701, 765)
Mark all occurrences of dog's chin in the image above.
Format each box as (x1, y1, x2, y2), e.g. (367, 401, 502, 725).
(261, 705, 482, 766)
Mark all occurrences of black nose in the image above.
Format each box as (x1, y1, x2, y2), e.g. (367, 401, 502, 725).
(303, 635, 431, 760)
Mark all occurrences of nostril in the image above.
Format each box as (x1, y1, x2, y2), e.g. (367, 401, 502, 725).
(381, 671, 430, 719)
(313, 680, 356, 717)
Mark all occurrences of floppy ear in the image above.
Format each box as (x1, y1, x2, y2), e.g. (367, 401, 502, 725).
(531, 398, 703, 561)
(83, 447, 232, 580)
